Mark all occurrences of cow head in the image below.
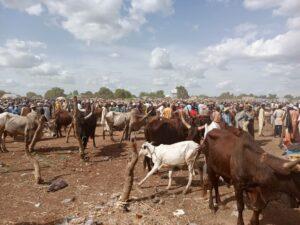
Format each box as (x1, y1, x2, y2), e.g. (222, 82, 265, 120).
(45, 119, 58, 137)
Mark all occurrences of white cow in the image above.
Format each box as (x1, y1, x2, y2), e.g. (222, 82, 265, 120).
(138, 141, 200, 194)
(0, 112, 18, 152)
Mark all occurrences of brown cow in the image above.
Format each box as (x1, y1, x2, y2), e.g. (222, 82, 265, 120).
(48, 110, 73, 138)
(203, 129, 300, 225)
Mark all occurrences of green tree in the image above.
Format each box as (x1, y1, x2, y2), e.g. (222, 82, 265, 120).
(139, 90, 165, 98)
(44, 87, 66, 99)
(176, 86, 189, 99)
(26, 91, 42, 99)
(81, 91, 94, 98)
(219, 92, 235, 99)
(95, 87, 114, 99)
(0, 90, 6, 98)
(284, 94, 294, 101)
(268, 94, 278, 100)
(114, 88, 133, 99)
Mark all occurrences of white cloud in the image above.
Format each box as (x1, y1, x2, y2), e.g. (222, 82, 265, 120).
(25, 3, 43, 15)
(109, 52, 120, 58)
(216, 80, 233, 89)
(0, 0, 174, 43)
(150, 47, 173, 70)
(287, 17, 300, 29)
(200, 30, 300, 68)
(234, 23, 257, 35)
(243, 0, 300, 16)
(0, 39, 44, 68)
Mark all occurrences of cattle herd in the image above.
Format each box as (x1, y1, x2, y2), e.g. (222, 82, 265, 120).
(0, 96, 300, 225)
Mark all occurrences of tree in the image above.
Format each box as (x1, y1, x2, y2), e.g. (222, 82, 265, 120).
(73, 90, 79, 96)
(176, 86, 189, 99)
(284, 94, 294, 101)
(95, 87, 114, 99)
(139, 90, 165, 98)
(268, 94, 278, 100)
(219, 92, 235, 99)
(44, 87, 66, 99)
(0, 90, 6, 98)
(81, 91, 94, 98)
(26, 91, 41, 99)
(114, 88, 133, 99)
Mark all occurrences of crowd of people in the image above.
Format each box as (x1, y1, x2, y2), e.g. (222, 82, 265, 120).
(1, 96, 300, 146)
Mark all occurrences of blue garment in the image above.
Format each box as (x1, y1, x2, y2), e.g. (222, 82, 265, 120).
(222, 113, 232, 126)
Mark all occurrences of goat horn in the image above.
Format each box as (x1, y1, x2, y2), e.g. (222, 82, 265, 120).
(180, 110, 191, 129)
(283, 159, 300, 172)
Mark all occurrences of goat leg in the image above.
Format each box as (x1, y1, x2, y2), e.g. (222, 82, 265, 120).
(183, 164, 194, 194)
(166, 170, 173, 190)
(138, 164, 159, 186)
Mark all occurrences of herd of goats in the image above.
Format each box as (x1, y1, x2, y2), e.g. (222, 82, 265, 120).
(0, 96, 300, 225)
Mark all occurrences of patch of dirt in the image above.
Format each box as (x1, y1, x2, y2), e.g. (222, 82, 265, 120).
(0, 123, 299, 225)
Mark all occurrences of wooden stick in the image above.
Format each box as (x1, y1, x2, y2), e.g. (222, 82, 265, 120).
(27, 116, 47, 184)
(119, 139, 139, 204)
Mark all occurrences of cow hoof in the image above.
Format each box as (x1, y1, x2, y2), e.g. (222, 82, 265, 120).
(36, 178, 44, 184)
(81, 154, 89, 161)
(182, 189, 190, 195)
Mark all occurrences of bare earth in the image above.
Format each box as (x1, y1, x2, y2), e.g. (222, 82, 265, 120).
(1, 122, 300, 225)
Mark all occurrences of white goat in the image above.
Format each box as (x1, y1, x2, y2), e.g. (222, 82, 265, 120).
(138, 141, 200, 194)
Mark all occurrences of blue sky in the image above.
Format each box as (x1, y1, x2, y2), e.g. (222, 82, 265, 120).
(0, 0, 299, 96)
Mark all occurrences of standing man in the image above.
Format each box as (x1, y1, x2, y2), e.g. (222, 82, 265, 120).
(258, 104, 265, 137)
(273, 104, 285, 138)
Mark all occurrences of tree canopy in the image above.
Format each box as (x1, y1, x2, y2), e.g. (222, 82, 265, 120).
(44, 87, 66, 99)
(95, 87, 114, 99)
(26, 91, 42, 99)
(139, 90, 165, 98)
(176, 86, 189, 99)
(114, 88, 133, 99)
(80, 91, 94, 98)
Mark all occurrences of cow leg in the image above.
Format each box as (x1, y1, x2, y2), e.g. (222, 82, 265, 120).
(166, 170, 173, 190)
(207, 167, 217, 210)
(234, 185, 245, 225)
(92, 131, 96, 149)
(102, 128, 106, 140)
(66, 124, 73, 143)
(250, 210, 261, 225)
(183, 163, 194, 194)
(138, 163, 160, 187)
(120, 124, 128, 144)
(1, 131, 8, 152)
(214, 175, 222, 206)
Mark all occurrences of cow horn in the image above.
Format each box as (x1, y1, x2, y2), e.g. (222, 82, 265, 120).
(180, 110, 191, 129)
(283, 159, 300, 172)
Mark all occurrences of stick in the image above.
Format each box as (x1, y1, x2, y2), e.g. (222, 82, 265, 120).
(119, 139, 139, 204)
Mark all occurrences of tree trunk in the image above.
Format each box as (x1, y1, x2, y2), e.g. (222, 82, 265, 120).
(119, 140, 138, 204)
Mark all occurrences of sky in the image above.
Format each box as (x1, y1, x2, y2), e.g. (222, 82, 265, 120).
(0, 0, 299, 97)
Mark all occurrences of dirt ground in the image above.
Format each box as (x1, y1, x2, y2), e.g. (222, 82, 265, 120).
(0, 121, 299, 225)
